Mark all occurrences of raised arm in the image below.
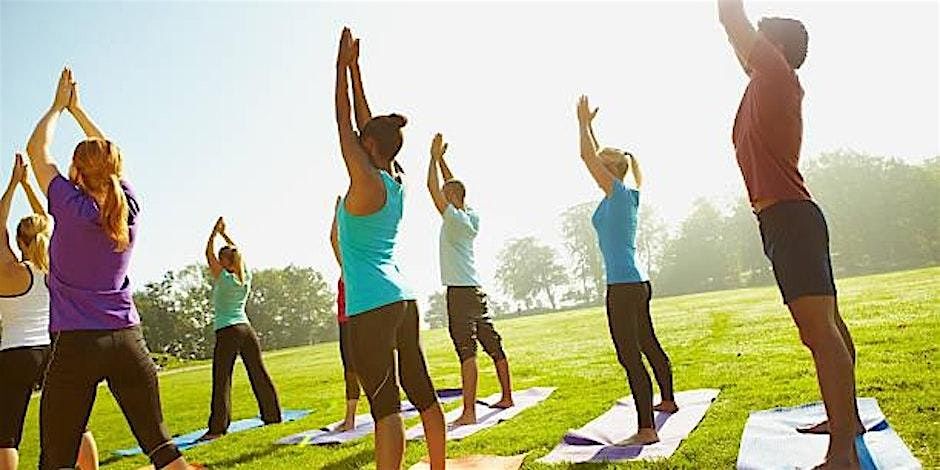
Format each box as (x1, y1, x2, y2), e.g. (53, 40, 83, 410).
(426, 134, 449, 214)
(20, 164, 48, 217)
(349, 39, 373, 132)
(206, 217, 224, 279)
(330, 196, 342, 267)
(67, 79, 106, 140)
(335, 28, 382, 213)
(718, 0, 758, 75)
(26, 68, 71, 195)
(576, 96, 616, 196)
(437, 151, 455, 182)
(629, 154, 644, 190)
(0, 155, 28, 265)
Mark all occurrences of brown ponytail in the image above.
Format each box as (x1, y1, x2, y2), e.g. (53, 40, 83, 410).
(71, 138, 131, 252)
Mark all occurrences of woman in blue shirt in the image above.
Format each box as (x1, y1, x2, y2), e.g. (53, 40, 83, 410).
(577, 95, 676, 446)
(333, 28, 445, 469)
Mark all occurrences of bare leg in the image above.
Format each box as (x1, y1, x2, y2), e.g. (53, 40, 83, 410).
(335, 398, 359, 432)
(491, 358, 514, 409)
(76, 431, 99, 470)
(789, 295, 860, 469)
(797, 301, 865, 435)
(0, 449, 17, 470)
(374, 414, 405, 470)
(420, 404, 446, 470)
(453, 358, 479, 425)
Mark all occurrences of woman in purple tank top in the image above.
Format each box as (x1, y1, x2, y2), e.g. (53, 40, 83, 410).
(25, 68, 200, 470)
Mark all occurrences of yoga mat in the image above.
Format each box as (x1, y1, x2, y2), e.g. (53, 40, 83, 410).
(115, 409, 310, 456)
(538, 389, 719, 464)
(408, 454, 527, 470)
(736, 398, 922, 470)
(406, 387, 556, 441)
(276, 390, 464, 446)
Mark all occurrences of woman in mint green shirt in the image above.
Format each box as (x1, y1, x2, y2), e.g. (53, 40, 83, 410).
(200, 217, 281, 441)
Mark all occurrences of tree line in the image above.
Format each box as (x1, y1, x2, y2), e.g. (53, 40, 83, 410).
(486, 151, 940, 311)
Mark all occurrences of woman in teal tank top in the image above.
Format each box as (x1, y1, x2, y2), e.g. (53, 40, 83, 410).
(334, 27, 445, 469)
(200, 217, 281, 441)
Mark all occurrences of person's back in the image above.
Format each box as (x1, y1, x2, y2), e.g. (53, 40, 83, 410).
(212, 270, 251, 331)
(47, 175, 141, 332)
(337, 170, 414, 315)
(0, 261, 50, 351)
(439, 205, 481, 287)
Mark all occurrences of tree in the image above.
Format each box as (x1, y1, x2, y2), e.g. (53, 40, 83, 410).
(655, 199, 735, 295)
(246, 265, 335, 349)
(425, 291, 447, 329)
(636, 204, 669, 279)
(560, 202, 604, 303)
(496, 237, 569, 310)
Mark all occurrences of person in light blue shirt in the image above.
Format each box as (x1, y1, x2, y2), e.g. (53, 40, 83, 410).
(333, 28, 444, 469)
(426, 133, 514, 426)
(577, 96, 676, 447)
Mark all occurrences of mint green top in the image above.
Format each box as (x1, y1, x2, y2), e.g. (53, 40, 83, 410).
(212, 269, 251, 331)
(337, 171, 415, 316)
(439, 204, 482, 287)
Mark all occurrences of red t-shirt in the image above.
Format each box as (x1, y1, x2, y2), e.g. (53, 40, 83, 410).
(337, 278, 347, 324)
(733, 34, 812, 207)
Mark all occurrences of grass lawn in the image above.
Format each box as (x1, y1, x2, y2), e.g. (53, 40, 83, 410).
(15, 267, 939, 469)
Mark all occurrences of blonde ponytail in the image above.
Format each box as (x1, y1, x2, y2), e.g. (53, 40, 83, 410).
(102, 174, 130, 252)
(17, 215, 52, 273)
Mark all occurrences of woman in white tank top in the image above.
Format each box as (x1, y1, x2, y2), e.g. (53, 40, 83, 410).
(0, 154, 97, 470)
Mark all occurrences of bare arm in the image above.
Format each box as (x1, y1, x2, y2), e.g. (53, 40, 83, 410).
(206, 218, 224, 279)
(26, 68, 73, 195)
(21, 174, 47, 217)
(330, 196, 342, 267)
(67, 81, 106, 140)
(336, 28, 382, 214)
(427, 134, 449, 214)
(438, 154, 455, 182)
(629, 154, 644, 189)
(577, 96, 616, 196)
(349, 39, 373, 132)
(0, 156, 26, 265)
(718, 0, 757, 75)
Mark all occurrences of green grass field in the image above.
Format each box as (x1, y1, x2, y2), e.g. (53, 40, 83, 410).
(16, 267, 939, 469)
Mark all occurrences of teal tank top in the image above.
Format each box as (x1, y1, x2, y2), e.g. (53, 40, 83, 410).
(338, 171, 415, 316)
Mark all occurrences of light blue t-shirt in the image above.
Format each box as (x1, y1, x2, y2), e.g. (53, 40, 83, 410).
(337, 171, 416, 316)
(592, 180, 649, 284)
(212, 269, 252, 331)
(439, 204, 482, 287)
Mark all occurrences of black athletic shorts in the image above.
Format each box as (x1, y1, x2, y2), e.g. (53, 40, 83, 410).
(0, 345, 49, 449)
(446, 286, 506, 363)
(347, 300, 438, 421)
(758, 200, 837, 304)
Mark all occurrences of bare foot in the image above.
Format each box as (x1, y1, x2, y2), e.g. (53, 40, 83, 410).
(653, 400, 679, 413)
(615, 428, 660, 446)
(195, 433, 221, 443)
(490, 398, 514, 409)
(333, 421, 355, 432)
(797, 420, 866, 435)
(451, 413, 477, 427)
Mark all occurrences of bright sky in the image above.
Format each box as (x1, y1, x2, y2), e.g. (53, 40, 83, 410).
(1, 1, 937, 305)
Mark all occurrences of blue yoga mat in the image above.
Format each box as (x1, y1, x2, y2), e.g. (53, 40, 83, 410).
(114, 409, 310, 456)
(736, 398, 921, 470)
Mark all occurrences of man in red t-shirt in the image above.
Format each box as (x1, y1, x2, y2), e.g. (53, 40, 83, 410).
(719, 1, 864, 468)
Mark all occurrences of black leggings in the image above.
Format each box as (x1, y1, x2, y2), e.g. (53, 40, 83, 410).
(338, 322, 361, 400)
(0, 346, 49, 449)
(606, 282, 674, 429)
(208, 323, 282, 435)
(39, 327, 181, 469)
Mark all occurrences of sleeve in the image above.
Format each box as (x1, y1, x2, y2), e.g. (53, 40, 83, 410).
(120, 180, 141, 222)
(747, 34, 792, 76)
(47, 175, 91, 221)
(443, 205, 478, 236)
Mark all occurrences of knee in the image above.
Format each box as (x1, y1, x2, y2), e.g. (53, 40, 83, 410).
(454, 341, 478, 363)
(795, 322, 838, 352)
(480, 339, 506, 362)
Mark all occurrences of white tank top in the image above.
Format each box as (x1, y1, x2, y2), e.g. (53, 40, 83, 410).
(0, 262, 51, 350)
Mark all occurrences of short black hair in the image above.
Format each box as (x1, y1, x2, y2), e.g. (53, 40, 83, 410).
(758, 17, 808, 69)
